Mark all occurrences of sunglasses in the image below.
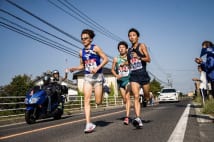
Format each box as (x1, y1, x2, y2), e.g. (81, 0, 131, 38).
(81, 37, 90, 41)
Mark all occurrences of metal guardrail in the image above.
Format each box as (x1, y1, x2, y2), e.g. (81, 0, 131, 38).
(0, 94, 190, 119)
(0, 95, 126, 119)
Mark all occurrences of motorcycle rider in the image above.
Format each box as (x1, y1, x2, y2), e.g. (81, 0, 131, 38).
(41, 75, 55, 112)
(42, 74, 61, 112)
(51, 69, 68, 107)
(51, 69, 68, 84)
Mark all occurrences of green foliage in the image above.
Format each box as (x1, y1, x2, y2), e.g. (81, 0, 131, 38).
(202, 98, 214, 115)
(194, 95, 203, 104)
(77, 88, 84, 96)
(109, 82, 114, 96)
(0, 74, 34, 116)
(4, 74, 34, 96)
(150, 79, 163, 96)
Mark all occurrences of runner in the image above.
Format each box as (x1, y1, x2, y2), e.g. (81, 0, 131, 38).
(127, 28, 151, 128)
(67, 29, 108, 133)
(111, 41, 131, 125)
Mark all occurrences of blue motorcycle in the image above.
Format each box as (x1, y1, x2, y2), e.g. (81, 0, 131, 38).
(24, 85, 67, 124)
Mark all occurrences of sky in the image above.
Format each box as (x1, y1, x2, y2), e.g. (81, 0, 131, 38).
(0, 0, 214, 94)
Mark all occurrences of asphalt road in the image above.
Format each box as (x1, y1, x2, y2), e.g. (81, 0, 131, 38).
(0, 100, 209, 142)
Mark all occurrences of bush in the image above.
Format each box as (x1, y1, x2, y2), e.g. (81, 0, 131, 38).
(202, 98, 214, 115)
(194, 95, 203, 104)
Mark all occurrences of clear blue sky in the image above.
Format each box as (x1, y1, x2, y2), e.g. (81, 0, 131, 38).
(0, 0, 214, 93)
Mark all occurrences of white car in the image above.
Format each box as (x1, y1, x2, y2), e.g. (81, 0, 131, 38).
(158, 88, 179, 102)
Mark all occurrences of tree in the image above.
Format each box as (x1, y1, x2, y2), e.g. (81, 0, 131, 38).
(150, 79, 163, 97)
(4, 74, 34, 96)
(0, 74, 34, 115)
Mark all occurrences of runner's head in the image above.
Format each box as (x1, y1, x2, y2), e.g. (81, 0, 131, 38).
(117, 41, 128, 50)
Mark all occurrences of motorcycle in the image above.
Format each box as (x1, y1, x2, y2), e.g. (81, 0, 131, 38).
(24, 84, 68, 124)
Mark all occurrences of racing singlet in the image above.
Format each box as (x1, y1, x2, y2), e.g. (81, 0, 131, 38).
(127, 43, 147, 72)
(82, 44, 102, 74)
(116, 56, 130, 80)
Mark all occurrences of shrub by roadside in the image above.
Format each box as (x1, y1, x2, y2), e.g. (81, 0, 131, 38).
(193, 95, 214, 116)
(202, 98, 214, 116)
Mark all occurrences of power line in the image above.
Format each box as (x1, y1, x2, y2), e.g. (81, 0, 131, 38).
(3, 0, 166, 84)
(0, 9, 82, 50)
(5, 0, 81, 43)
(4, 0, 114, 62)
(0, 17, 79, 56)
(0, 21, 79, 57)
(62, 0, 123, 42)
(47, 0, 115, 60)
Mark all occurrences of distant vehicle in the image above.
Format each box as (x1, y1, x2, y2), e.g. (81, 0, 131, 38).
(158, 88, 179, 102)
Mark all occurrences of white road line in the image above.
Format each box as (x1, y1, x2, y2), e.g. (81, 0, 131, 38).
(167, 104, 191, 142)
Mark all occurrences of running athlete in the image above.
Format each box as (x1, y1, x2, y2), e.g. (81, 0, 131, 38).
(67, 29, 108, 133)
(127, 28, 151, 128)
(111, 41, 131, 125)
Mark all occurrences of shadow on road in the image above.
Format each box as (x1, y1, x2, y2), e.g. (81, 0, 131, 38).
(116, 117, 153, 124)
(95, 120, 113, 127)
(189, 114, 214, 122)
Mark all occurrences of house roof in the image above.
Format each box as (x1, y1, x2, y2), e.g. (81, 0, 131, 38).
(73, 67, 112, 80)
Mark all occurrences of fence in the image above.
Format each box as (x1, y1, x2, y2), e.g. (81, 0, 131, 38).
(0, 95, 127, 120)
(0, 94, 189, 121)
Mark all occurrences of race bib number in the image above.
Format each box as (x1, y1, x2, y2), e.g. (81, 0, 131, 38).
(118, 65, 129, 77)
(85, 59, 97, 72)
(130, 58, 142, 71)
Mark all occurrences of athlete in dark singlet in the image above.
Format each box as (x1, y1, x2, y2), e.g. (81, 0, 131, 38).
(127, 28, 151, 128)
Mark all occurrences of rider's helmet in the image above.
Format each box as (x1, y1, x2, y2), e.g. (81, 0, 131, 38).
(52, 69, 60, 81)
(43, 75, 51, 85)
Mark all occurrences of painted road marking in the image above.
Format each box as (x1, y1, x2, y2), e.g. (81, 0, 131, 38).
(167, 104, 191, 142)
(0, 110, 125, 140)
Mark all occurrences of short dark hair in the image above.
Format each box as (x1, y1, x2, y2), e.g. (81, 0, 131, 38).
(128, 28, 140, 37)
(81, 29, 95, 39)
(117, 41, 128, 50)
(202, 40, 213, 47)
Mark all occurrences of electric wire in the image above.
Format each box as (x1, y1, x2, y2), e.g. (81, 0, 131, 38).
(0, 21, 79, 57)
(2, 0, 166, 84)
(4, 0, 114, 63)
(5, 0, 81, 43)
(0, 17, 79, 56)
(0, 9, 80, 50)
(60, 0, 123, 42)
(47, 0, 115, 60)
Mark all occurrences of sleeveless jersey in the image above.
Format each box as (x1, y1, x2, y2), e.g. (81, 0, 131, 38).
(82, 44, 102, 74)
(127, 43, 147, 72)
(115, 55, 130, 81)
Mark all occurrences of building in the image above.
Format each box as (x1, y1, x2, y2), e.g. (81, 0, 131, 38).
(73, 67, 118, 96)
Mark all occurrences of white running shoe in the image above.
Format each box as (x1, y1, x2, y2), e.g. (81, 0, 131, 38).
(84, 123, 96, 133)
(133, 117, 143, 128)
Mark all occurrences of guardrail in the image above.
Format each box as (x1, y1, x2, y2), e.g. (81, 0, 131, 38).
(0, 94, 190, 120)
(0, 95, 127, 119)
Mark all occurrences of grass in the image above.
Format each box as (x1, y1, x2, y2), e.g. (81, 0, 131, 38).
(193, 94, 214, 116)
(202, 98, 214, 116)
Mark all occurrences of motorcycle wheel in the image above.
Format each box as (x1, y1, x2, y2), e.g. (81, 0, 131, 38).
(25, 110, 36, 124)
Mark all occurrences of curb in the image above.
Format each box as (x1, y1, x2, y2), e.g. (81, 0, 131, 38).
(192, 102, 214, 123)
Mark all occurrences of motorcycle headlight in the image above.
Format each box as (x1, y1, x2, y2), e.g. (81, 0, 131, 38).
(29, 97, 39, 104)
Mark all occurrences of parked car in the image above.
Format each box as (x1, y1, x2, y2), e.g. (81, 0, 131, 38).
(158, 88, 179, 102)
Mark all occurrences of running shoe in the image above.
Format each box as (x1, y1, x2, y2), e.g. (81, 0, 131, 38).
(123, 117, 129, 125)
(132, 117, 143, 128)
(84, 123, 96, 133)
